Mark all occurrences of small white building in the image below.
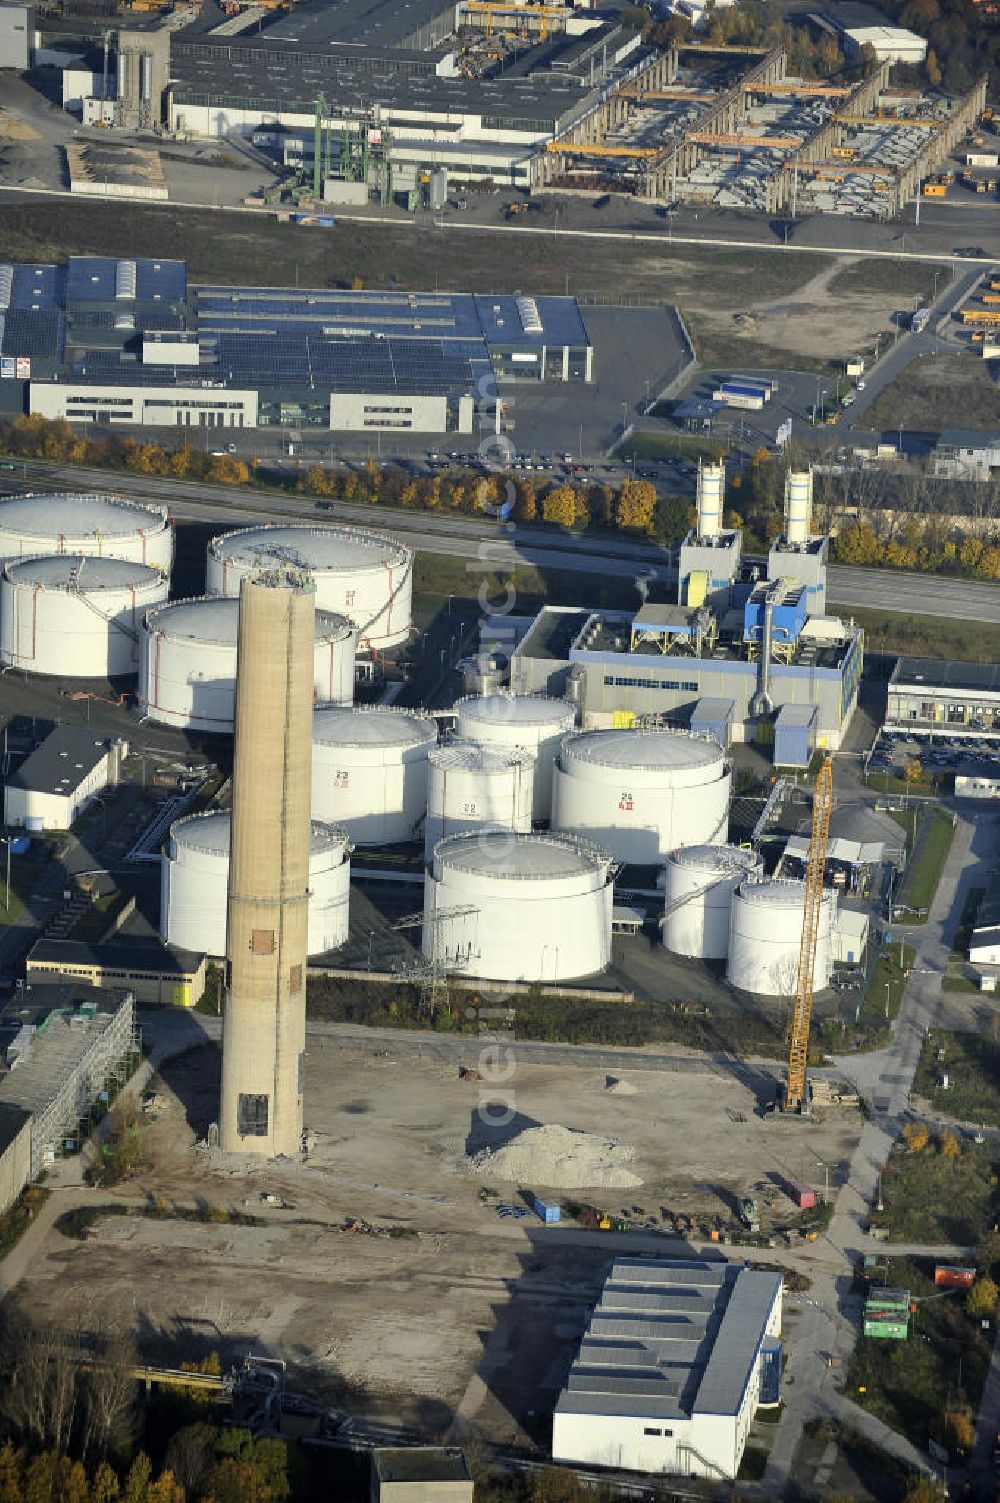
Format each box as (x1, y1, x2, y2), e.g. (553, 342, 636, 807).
(842, 24, 927, 61)
(4, 725, 124, 831)
(552, 1257, 783, 1481)
(955, 764, 1000, 799)
(832, 907, 869, 965)
(969, 871, 1000, 965)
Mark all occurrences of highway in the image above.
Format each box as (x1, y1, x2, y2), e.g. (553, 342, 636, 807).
(4, 457, 999, 621)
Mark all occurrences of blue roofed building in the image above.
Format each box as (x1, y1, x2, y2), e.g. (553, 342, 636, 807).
(15, 257, 593, 434)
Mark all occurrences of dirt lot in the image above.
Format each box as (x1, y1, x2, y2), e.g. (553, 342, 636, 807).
(20, 1038, 860, 1443)
(863, 351, 1000, 430)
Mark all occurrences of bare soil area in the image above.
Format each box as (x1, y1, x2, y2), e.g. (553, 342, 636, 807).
(19, 1040, 860, 1443)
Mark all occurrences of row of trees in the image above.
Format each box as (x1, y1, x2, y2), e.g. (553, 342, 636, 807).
(0, 1429, 294, 1503)
(0, 417, 252, 490)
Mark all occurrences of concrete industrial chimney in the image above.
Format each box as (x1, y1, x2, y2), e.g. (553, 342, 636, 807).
(784, 468, 813, 547)
(219, 570, 316, 1157)
(696, 461, 724, 541)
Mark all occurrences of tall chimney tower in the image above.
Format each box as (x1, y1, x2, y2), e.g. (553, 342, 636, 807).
(219, 570, 315, 1157)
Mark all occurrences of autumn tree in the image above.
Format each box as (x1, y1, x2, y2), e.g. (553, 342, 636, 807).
(901, 1121, 930, 1152)
(902, 1474, 948, 1503)
(967, 1275, 999, 1318)
(513, 478, 537, 522)
(941, 1409, 975, 1452)
(615, 478, 657, 534)
(542, 485, 584, 530)
(939, 1130, 962, 1159)
(206, 454, 250, 486)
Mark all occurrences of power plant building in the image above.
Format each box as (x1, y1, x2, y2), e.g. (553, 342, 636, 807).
(553, 1258, 782, 1481)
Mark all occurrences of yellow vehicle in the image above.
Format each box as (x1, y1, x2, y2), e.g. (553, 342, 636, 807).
(923, 181, 946, 196)
(825, 411, 841, 425)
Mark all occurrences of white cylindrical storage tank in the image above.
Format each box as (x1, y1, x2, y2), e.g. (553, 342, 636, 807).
(0, 554, 168, 678)
(139, 597, 356, 733)
(696, 462, 724, 539)
(425, 742, 535, 858)
(662, 843, 764, 960)
(160, 811, 350, 957)
(453, 691, 576, 820)
(727, 878, 833, 996)
(423, 830, 613, 982)
(785, 469, 813, 546)
(552, 727, 730, 865)
(0, 493, 173, 573)
(312, 705, 437, 844)
(206, 524, 413, 651)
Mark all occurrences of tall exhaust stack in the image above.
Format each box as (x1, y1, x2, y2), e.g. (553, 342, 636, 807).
(696, 461, 724, 541)
(784, 468, 813, 548)
(219, 570, 315, 1158)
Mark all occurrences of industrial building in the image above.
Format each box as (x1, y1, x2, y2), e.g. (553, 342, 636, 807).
(4, 724, 127, 831)
(371, 1449, 473, 1503)
(0, 987, 138, 1178)
(930, 431, 1000, 482)
(511, 466, 863, 752)
(552, 1257, 782, 1480)
(0, 1103, 31, 1217)
(886, 657, 1000, 738)
(4, 256, 593, 437)
(25, 937, 207, 1006)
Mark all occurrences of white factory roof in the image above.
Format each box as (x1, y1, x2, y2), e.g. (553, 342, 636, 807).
(210, 523, 410, 571)
(563, 727, 722, 770)
(172, 809, 348, 856)
(456, 692, 574, 726)
(0, 492, 166, 535)
(556, 1258, 781, 1423)
(312, 706, 437, 748)
(435, 829, 610, 879)
(4, 554, 163, 589)
(145, 596, 353, 644)
(429, 742, 536, 773)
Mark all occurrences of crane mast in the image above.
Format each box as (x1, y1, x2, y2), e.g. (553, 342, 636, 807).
(783, 754, 834, 1114)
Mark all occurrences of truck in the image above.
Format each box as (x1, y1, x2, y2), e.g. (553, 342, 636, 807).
(713, 388, 765, 411)
(728, 376, 774, 400)
(911, 307, 930, 333)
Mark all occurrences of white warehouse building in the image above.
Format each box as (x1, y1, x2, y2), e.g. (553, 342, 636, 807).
(0, 493, 173, 573)
(424, 830, 614, 983)
(553, 1258, 783, 1482)
(0, 555, 169, 679)
(138, 596, 356, 732)
(552, 727, 731, 865)
(207, 524, 413, 652)
(160, 811, 351, 957)
(4, 725, 125, 831)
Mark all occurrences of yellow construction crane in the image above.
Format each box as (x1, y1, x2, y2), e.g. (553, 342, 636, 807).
(750, 81, 851, 97)
(784, 754, 833, 1114)
(461, 0, 567, 37)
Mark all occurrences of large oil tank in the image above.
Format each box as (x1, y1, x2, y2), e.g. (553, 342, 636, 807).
(551, 727, 730, 865)
(423, 830, 613, 983)
(453, 691, 575, 820)
(0, 493, 173, 573)
(727, 878, 834, 996)
(661, 844, 764, 960)
(138, 596, 356, 733)
(0, 554, 168, 678)
(312, 705, 437, 844)
(160, 811, 350, 957)
(424, 742, 535, 859)
(206, 524, 413, 650)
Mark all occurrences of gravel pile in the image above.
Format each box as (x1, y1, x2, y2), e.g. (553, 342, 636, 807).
(605, 1076, 638, 1095)
(470, 1123, 642, 1189)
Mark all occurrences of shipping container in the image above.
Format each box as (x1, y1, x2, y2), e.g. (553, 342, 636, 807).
(934, 1264, 976, 1289)
(534, 1197, 560, 1224)
(789, 1182, 817, 1209)
(719, 381, 772, 401)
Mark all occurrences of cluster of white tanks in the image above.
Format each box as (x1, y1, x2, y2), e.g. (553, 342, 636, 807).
(160, 810, 351, 958)
(138, 597, 356, 733)
(0, 494, 174, 679)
